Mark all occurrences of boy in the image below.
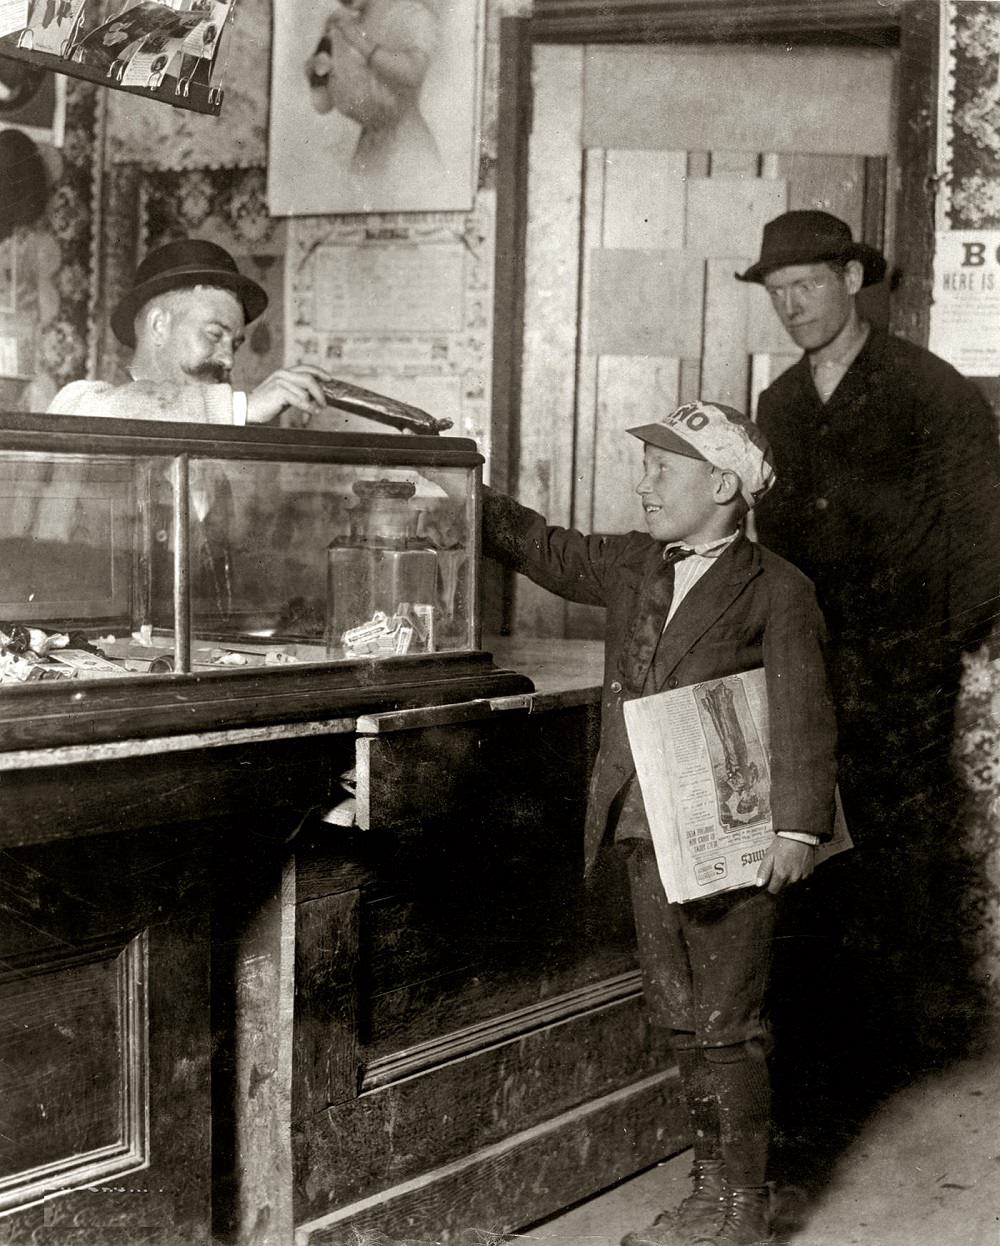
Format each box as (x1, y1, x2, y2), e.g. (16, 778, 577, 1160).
(481, 401, 837, 1246)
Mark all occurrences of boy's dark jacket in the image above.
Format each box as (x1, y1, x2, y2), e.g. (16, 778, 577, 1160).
(483, 490, 838, 877)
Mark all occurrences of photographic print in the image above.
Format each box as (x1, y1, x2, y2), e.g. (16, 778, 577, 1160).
(267, 0, 482, 215)
(71, 1, 204, 75)
(20, 0, 87, 55)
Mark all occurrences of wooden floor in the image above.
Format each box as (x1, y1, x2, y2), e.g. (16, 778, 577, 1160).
(525, 1040, 1000, 1246)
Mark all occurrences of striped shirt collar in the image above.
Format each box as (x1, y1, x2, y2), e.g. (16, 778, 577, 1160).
(663, 530, 739, 561)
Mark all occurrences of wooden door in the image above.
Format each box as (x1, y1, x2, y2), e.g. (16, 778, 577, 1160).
(514, 42, 896, 637)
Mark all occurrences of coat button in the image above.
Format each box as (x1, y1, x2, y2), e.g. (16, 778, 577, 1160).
(610, 679, 622, 693)
(667, 677, 678, 688)
(815, 497, 829, 512)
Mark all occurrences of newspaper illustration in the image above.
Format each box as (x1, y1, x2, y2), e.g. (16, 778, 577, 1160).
(624, 667, 851, 904)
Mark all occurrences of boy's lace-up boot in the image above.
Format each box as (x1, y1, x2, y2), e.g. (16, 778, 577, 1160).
(690, 1184, 773, 1245)
(620, 1158, 728, 1246)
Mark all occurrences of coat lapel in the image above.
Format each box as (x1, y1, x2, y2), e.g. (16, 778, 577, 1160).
(645, 537, 762, 689)
(618, 547, 678, 693)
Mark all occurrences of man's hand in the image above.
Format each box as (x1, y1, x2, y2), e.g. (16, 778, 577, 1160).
(246, 365, 332, 425)
(755, 837, 816, 895)
(305, 49, 333, 81)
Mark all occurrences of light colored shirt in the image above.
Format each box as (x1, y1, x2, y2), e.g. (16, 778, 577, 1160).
(662, 530, 739, 628)
(47, 379, 248, 425)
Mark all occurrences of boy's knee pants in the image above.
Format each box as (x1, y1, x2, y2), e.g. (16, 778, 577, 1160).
(626, 842, 777, 1055)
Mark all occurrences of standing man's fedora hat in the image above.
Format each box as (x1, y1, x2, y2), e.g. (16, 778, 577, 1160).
(736, 210, 887, 287)
(111, 238, 268, 348)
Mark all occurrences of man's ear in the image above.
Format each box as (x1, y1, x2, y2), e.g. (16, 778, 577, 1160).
(712, 468, 742, 506)
(844, 259, 865, 297)
(143, 302, 172, 345)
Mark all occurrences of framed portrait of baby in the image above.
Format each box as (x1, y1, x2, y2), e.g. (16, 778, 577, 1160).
(267, 0, 483, 215)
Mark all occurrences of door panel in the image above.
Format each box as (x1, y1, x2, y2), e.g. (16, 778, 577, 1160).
(518, 42, 897, 637)
(580, 45, 895, 154)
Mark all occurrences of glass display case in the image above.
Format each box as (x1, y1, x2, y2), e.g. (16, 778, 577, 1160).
(0, 414, 525, 748)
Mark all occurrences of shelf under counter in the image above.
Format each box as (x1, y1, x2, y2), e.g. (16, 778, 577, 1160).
(352, 638, 604, 831)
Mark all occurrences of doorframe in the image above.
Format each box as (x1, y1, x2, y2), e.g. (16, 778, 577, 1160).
(489, 0, 936, 531)
(528, 1, 905, 45)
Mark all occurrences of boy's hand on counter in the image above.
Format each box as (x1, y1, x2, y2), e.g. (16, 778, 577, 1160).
(247, 365, 332, 424)
(755, 837, 816, 894)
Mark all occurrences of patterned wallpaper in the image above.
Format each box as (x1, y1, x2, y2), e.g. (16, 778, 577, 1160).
(946, 2, 1000, 226)
(956, 648, 1000, 991)
(938, 2, 1000, 996)
(5, 79, 100, 412)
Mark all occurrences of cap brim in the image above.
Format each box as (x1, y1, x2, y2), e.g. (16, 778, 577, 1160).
(627, 423, 707, 460)
(111, 266, 268, 348)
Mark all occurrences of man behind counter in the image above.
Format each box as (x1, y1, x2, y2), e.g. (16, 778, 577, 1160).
(48, 237, 330, 424)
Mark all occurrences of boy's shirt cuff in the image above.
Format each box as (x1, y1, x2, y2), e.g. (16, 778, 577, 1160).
(776, 830, 821, 846)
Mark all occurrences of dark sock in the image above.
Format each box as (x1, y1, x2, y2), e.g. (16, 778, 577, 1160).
(675, 1044, 722, 1162)
(707, 1046, 771, 1187)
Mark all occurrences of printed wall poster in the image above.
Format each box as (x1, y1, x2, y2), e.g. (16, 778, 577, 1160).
(267, 0, 483, 215)
(928, 229, 1000, 374)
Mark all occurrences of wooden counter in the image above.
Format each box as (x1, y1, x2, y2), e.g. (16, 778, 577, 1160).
(0, 639, 687, 1245)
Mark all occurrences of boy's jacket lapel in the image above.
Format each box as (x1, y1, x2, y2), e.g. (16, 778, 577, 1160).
(645, 537, 762, 689)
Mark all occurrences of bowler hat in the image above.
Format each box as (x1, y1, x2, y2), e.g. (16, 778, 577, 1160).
(111, 238, 268, 348)
(736, 210, 887, 287)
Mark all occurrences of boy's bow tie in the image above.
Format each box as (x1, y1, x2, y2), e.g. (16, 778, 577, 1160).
(663, 545, 696, 565)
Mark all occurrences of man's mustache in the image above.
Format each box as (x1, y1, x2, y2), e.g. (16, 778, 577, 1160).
(186, 361, 231, 384)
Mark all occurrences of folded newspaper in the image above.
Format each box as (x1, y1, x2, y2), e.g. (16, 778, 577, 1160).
(624, 667, 851, 904)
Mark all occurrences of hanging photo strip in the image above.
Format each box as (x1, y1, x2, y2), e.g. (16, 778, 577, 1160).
(2, 0, 236, 114)
(72, 2, 202, 76)
(0, 1, 29, 40)
(172, 0, 231, 93)
(19, 0, 89, 55)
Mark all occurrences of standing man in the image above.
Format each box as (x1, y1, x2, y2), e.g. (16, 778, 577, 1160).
(48, 237, 330, 423)
(737, 210, 1000, 1143)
